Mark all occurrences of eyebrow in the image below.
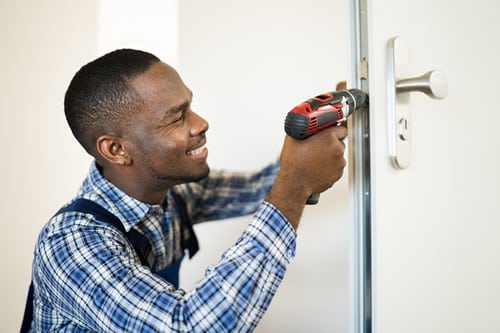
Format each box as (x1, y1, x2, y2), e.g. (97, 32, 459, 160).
(167, 100, 189, 115)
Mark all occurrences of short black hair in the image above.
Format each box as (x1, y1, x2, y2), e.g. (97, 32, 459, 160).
(64, 48, 160, 155)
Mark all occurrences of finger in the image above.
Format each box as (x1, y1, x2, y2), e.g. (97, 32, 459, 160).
(336, 80, 347, 91)
(332, 125, 347, 141)
(336, 120, 348, 129)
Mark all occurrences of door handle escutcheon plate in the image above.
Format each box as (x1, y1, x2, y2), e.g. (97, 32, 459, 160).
(387, 36, 447, 169)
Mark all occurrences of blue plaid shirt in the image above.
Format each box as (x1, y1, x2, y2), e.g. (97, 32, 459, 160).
(31, 161, 296, 332)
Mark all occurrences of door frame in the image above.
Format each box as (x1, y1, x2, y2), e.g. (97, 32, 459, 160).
(349, 0, 372, 332)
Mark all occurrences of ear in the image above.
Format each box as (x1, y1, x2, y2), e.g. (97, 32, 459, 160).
(96, 135, 132, 165)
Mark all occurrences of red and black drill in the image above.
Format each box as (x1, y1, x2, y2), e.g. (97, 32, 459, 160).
(284, 88, 368, 204)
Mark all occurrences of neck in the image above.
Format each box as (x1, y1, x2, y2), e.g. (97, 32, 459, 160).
(99, 163, 171, 206)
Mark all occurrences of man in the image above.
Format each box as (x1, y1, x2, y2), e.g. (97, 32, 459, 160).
(28, 49, 347, 332)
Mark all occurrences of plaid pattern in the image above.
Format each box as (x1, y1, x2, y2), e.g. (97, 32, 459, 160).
(31, 161, 296, 332)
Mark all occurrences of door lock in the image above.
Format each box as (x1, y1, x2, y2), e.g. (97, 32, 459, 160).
(388, 36, 447, 169)
(398, 117, 410, 141)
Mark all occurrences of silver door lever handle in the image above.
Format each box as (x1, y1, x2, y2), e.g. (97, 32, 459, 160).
(396, 70, 447, 99)
(388, 36, 448, 169)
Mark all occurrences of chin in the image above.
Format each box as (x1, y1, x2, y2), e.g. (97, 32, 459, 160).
(180, 166, 210, 183)
(194, 166, 210, 181)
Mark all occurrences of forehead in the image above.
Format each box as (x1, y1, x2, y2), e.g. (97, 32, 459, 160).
(130, 61, 191, 108)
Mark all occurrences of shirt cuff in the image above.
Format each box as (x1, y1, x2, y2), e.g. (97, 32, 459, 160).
(242, 201, 297, 265)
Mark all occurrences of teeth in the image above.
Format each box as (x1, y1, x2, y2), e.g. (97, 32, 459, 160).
(188, 145, 205, 156)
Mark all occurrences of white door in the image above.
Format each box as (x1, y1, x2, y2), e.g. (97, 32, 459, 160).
(355, 0, 500, 332)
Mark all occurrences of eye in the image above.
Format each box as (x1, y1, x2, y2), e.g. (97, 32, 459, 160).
(159, 101, 191, 129)
(172, 111, 184, 123)
(161, 111, 184, 129)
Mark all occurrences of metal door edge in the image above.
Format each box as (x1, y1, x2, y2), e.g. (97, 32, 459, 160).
(348, 0, 372, 332)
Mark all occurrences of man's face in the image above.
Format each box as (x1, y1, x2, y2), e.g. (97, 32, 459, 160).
(123, 61, 210, 189)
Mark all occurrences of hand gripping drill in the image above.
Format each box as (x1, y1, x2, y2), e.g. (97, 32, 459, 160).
(284, 89, 368, 204)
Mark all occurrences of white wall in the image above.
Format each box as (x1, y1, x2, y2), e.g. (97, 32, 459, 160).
(97, 0, 179, 63)
(177, 1, 351, 332)
(0, 1, 98, 330)
(1, 1, 351, 331)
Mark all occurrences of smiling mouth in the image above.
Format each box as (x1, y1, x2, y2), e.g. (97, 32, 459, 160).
(187, 144, 207, 157)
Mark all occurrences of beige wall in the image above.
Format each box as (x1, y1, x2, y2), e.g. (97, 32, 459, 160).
(1, 1, 352, 331)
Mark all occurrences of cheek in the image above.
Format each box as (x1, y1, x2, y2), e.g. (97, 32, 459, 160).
(149, 132, 188, 161)
(129, 125, 189, 163)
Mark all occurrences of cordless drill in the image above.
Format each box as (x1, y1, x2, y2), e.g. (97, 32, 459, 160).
(284, 88, 368, 204)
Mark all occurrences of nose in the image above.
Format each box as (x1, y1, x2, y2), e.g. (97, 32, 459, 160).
(189, 110, 209, 136)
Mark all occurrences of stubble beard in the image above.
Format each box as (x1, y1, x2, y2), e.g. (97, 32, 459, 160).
(142, 152, 210, 188)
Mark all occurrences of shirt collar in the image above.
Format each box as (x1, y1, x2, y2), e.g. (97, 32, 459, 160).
(78, 161, 163, 231)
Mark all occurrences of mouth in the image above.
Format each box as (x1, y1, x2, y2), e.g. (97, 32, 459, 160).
(186, 144, 208, 159)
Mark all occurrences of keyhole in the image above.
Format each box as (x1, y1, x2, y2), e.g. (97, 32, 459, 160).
(398, 117, 409, 141)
